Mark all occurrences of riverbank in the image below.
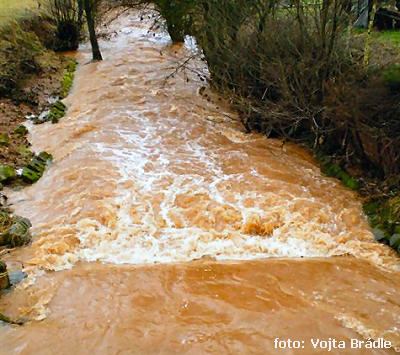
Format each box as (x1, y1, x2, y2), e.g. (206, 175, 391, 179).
(0, 10, 77, 295)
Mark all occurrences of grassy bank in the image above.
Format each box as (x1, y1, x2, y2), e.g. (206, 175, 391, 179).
(0, 0, 38, 25)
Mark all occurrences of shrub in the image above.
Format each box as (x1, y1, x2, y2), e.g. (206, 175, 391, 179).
(43, 0, 83, 51)
(190, 0, 357, 134)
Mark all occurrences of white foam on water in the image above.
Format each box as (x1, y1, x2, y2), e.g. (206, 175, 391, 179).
(16, 8, 399, 273)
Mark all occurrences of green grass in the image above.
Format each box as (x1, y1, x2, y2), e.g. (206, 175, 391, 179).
(0, 0, 38, 24)
(354, 28, 400, 46)
(373, 30, 400, 46)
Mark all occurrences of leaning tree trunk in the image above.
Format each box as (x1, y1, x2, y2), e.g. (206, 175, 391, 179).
(84, 0, 103, 61)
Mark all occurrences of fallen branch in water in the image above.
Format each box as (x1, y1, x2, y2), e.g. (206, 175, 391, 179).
(162, 54, 200, 85)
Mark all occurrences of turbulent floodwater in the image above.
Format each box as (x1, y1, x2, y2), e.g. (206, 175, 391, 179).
(1, 9, 400, 354)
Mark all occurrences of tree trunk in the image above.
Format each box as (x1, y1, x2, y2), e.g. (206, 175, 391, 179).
(84, 0, 102, 61)
(364, 0, 377, 66)
(166, 20, 185, 43)
(77, 0, 84, 31)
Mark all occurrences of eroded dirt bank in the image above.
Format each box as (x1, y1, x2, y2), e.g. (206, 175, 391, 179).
(1, 9, 399, 354)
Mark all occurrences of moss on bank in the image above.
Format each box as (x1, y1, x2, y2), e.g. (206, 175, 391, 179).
(317, 152, 400, 252)
(61, 60, 77, 98)
(20, 151, 53, 183)
(317, 154, 361, 191)
(364, 194, 400, 251)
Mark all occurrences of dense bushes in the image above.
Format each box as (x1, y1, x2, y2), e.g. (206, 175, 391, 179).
(184, 1, 399, 178)
(144, 0, 399, 179)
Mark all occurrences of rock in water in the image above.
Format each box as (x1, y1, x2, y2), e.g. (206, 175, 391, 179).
(0, 211, 31, 247)
(7, 216, 32, 247)
(8, 270, 26, 286)
(0, 260, 10, 290)
(21, 151, 53, 183)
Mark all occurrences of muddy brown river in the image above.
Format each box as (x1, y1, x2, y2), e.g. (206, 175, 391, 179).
(1, 9, 400, 354)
